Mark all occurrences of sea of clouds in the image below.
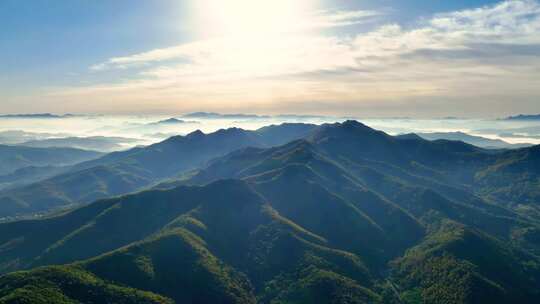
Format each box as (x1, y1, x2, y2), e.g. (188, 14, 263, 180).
(0, 114, 539, 152)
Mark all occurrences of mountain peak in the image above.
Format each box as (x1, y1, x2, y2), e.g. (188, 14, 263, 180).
(342, 120, 368, 128)
(156, 129, 206, 147)
(186, 130, 205, 138)
(215, 127, 244, 134)
(310, 120, 386, 142)
(340, 120, 385, 134)
(155, 118, 186, 124)
(328, 120, 377, 133)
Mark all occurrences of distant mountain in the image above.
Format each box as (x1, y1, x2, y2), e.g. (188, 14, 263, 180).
(0, 165, 67, 191)
(1, 121, 539, 303)
(0, 113, 75, 119)
(0, 145, 102, 176)
(182, 112, 330, 121)
(505, 114, 540, 120)
(182, 112, 270, 119)
(20, 136, 139, 152)
(150, 118, 198, 125)
(400, 131, 531, 149)
(0, 124, 317, 218)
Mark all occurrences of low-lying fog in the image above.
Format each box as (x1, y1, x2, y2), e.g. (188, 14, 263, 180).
(1, 114, 539, 152)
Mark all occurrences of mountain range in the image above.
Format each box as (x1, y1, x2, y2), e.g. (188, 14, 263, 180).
(0, 113, 76, 119)
(182, 112, 271, 119)
(0, 124, 317, 219)
(505, 114, 540, 121)
(0, 120, 539, 303)
(181, 112, 327, 120)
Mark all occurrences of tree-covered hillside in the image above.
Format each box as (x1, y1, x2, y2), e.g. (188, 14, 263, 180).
(0, 121, 539, 303)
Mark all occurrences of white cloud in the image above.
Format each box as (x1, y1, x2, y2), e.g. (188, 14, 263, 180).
(90, 8, 381, 72)
(305, 9, 381, 28)
(64, 1, 540, 116)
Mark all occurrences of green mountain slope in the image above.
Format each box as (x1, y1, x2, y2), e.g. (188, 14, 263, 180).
(475, 145, 540, 206)
(0, 121, 539, 303)
(0, 266, 172, 304)
(180, 133, 533, 246)
(0, 180, 382, 303)
(392, 221, 540, 303)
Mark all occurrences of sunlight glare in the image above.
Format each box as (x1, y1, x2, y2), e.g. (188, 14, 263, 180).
(193, 0, 317, 37)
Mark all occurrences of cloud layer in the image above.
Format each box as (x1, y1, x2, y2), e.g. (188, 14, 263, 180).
(61, 0, 540, 116)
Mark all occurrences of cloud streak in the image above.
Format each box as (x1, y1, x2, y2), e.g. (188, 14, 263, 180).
(90, 9, 380, 71)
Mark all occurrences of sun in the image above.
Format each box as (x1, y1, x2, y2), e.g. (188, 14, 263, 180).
(192, 0, 316, 37)
(183, 0, 327, 86)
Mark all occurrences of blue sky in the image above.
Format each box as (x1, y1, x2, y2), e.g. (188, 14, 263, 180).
(1, 0, 539, 116)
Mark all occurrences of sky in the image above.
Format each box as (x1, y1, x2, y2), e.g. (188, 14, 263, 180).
(1, 0, 539, 117)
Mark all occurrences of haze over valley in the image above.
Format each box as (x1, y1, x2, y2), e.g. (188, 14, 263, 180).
(1, 0, 540, 303)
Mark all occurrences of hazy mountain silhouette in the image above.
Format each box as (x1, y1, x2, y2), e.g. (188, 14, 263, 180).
(182, 112, 270, 119)
(0, 165, 67, 191)
(505, 114, 540, 121)
(0, 145, 102, 176)
(0, 124, 316, 217)
(0, 113, 75, 119)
